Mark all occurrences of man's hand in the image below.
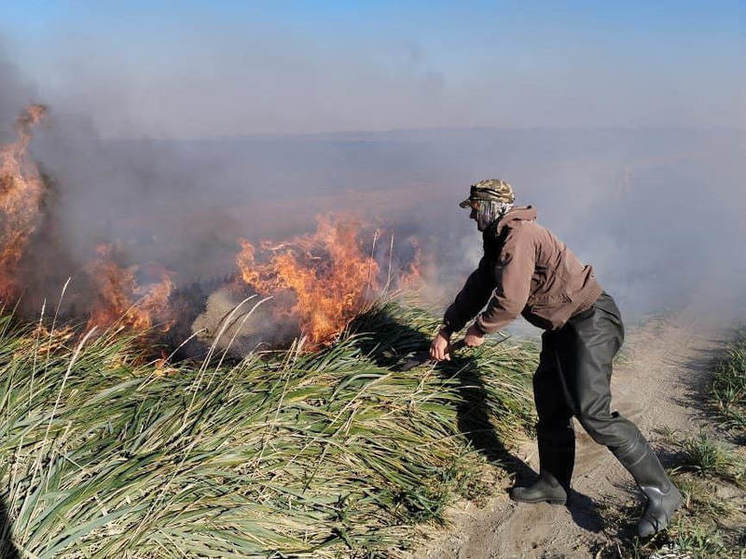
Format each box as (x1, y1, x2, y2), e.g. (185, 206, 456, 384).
(464, 323, 486, 347)
(430, 328, 452, 361)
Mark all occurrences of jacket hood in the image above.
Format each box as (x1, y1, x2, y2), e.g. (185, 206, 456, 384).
(484, 205, 537, 239)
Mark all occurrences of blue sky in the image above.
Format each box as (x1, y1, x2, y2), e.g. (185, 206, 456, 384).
(2, 1, 744, 137)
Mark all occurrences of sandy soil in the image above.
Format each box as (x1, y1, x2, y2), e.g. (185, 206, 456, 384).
(416, 296, 742, 559)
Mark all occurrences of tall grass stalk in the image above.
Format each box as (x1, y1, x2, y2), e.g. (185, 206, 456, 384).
(0, 301, 536, 557)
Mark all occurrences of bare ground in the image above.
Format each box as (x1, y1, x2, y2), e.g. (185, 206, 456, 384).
(415, 297, 743, 559)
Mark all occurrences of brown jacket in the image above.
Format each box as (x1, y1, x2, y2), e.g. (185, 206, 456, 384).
(443, 206, 602, 334)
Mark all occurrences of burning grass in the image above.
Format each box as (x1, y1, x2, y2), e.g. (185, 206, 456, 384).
(0, 104, 48, 300)
(0, 301, 536, 558)
(1, 106, 419, 347)
(237, 215, 399, 350)
(86, 244, 175, 333)
(0, 104, 534, 556)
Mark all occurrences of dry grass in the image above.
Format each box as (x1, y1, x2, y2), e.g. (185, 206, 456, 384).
(0, 301, 536, 558)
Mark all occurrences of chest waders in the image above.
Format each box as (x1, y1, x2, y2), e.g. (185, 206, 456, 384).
(510, 292, 682, 537)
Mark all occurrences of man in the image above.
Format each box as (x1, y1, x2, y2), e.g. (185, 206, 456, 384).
(429, 179, 681, 537)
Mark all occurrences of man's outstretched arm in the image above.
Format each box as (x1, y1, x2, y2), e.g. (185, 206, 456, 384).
(431, 257, 494, 361)
(474, 230, 534, 334)
(442, 256, 495, 335)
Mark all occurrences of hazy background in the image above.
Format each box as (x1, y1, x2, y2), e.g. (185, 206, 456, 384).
(1, 0, 744, 330)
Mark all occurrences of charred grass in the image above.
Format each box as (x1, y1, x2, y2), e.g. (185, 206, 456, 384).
(0, 301, 536, 558)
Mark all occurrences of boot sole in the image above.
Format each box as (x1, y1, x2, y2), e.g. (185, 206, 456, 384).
(509, 494, 566, 505)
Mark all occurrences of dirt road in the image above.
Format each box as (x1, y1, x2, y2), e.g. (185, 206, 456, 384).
(418, 297, 741, 559)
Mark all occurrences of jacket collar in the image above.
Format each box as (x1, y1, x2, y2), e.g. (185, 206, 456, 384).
(483, 205, 537, 240)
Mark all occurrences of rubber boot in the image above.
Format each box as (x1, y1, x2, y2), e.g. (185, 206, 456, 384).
(509, 471, 567, 504)
(510, 432, 574, 505)
(613, 432, 682, 537)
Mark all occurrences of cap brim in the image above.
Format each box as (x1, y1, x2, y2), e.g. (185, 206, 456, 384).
(459, 198, 471, 208)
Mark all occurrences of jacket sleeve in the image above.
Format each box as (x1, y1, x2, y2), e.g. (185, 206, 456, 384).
(442, 256, 494, 334)
(475, 229, 535, 334)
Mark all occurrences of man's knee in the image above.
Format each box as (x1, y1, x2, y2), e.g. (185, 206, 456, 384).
(577, 411, 638, 448)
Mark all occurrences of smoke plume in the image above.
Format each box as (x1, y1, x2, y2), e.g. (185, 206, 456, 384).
(1, 35, 744, 346)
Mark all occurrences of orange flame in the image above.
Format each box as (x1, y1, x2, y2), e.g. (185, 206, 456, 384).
(87, 244, 174, 333)
(236, 215, 380, 347)
(0, 104, 48, 300)
(398, 237, 424, 290)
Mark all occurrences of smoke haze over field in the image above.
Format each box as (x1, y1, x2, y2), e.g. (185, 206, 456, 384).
(1, 1, 745, 333)
(3, 2, 745, 137)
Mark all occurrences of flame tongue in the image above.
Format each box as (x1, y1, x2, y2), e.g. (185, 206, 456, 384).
(236, 215, 379, 348)
(0, 107, 424, 347)
(0, 104, 48, 299)
(87, 244, 174, 333)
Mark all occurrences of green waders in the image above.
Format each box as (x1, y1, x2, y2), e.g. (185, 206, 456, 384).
(510, 292, 681, 537)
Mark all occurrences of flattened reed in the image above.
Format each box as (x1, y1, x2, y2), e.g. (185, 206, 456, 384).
(0, 303, 536, 557)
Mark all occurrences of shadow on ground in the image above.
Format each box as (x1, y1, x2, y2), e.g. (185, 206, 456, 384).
(350, 306, 535, 481)
(1, 496, 19, 559)
(350, 305, 604, 532)
(676, 339, 746, 445)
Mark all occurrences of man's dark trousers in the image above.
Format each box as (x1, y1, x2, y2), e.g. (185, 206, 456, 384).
(533, 292, 643, 486)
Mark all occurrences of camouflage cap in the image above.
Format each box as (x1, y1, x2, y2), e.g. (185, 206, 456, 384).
(459, 178, 515, 208)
